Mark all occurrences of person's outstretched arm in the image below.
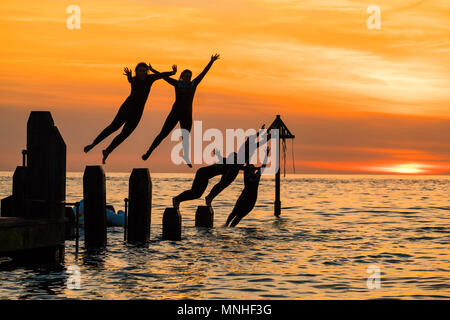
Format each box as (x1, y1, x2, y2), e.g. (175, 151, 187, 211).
(260, 146, 271, 168)
(123, 67, 134, 83)
(148, 63, 178, 86)
(193, 54, 220, 86)
(238, 124, 266, 163)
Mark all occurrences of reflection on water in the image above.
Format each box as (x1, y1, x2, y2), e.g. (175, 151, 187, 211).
(0, 173, 449, 299)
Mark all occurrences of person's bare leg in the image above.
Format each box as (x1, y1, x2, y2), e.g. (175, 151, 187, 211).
(180, 117, 193, 168)
(172, 167, 210, 208)
(102, 149, 109, 164)
(102, 119, 138, 164)
(225, 208, 238, 227)
(181, 129, 192, 168)
(230, 213, 248, 227)
(226, 193, 253, 227)
(172, 197, 180, 209)
(142, 109, 178, 160)
(205, 194, 212, 207)
(84, 144, 95, 153)
(85, 113, 125, 153)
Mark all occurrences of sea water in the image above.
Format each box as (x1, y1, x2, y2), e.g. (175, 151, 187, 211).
(0, 172, 449, 299)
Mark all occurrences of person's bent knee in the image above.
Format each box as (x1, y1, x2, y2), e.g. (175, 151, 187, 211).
(191, 190, 203, 198)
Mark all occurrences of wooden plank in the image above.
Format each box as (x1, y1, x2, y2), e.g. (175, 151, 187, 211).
(0, 217, 65, 254)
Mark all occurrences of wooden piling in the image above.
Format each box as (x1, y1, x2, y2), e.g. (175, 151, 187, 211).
(162, 208, 182, 241)
(64, 207, 75, 240)
(195, 206, 214, 228)
(0, 196, 13, 217)
(12, 166, 27, 218)
(1, 166, 27, 218)
(127, 169, 152, 243)
(123, 198, 128, 241)
(83, 165, 107, 248)
(75, 202, 80, 254)
(26, 111, 66, 220)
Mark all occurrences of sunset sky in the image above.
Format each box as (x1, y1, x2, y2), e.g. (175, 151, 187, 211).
(0, 0, 449, 174)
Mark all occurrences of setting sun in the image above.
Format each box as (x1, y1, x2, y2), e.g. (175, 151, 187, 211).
(370, 163, 432, 174)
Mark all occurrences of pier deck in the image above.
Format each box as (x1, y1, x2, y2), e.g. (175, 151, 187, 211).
(0, 217, 65, 261)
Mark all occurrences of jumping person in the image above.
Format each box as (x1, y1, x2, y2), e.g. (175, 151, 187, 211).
(84, 63, 177, 164)
(205, 124, 269, 206)
(172, 151, 243, 209)
(142, 54, 220, 167)
(173, 124, 270, 209)
(225, 147, 271, 227)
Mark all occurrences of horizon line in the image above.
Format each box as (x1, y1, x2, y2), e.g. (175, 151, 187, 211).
(0, 171, 448, 176)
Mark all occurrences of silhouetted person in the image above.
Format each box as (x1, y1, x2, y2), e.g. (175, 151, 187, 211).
(173, 125, 270, 209)
(225, 147, 270, 227)
(84, 63, 176, 164)
(142, 54, 220, 167)
(172, 152, 243, 209)
(205, 125, 269, 206)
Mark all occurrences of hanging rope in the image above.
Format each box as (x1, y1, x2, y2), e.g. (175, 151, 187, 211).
(282, 137, 287, 177)
(291, 138, 296, 174)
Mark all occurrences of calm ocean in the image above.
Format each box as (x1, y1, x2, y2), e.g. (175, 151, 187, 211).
(0, 172, 449, 299)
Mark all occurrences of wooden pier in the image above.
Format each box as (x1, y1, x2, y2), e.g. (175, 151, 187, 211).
(1, 111, 291, 263)
(0, 111, 67, 263)
(0, 217, 65, 262)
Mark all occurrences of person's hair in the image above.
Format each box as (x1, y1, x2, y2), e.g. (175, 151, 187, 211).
(135, 62, 148, 73)
(179, 69, 192, 80)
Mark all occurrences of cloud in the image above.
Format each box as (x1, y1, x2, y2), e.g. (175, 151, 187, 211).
(1, 0, 449, 173)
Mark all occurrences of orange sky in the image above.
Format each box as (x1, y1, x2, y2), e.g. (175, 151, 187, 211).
(0, 0, 449, 174)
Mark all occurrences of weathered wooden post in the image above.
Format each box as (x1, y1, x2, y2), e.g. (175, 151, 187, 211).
(25, 111, 66, 261)
(75, 202, 80, 254)
(13, 167, 27, 207)
(1, 166, 27, 218)
(64, 207, 75, 240)
(123, 198, 128, 241)
(26, 111, 66, 220)
(268, 115, 295, 217)
(127, 169, 152, 243)
(195, 206, 214, 228)
(83, 165, 107, 248)
(162, 208, 182, 241)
